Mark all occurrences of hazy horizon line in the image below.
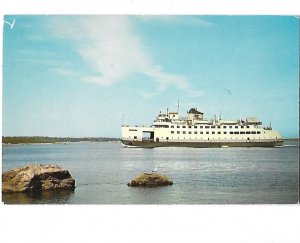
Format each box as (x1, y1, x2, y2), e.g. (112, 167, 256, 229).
(1, 135, 299, 140)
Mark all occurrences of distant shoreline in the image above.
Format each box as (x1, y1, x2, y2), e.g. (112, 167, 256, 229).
(283, 138, 300, 141)
(1, 136, 298, 145)
(2, 136, 121, 144)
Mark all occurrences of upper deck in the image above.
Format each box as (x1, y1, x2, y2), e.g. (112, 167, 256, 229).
(153, 108, 266, 129)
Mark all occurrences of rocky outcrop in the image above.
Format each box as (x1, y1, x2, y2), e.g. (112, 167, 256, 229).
(2, 164, 75, 193)
(127, 172, 173, 187)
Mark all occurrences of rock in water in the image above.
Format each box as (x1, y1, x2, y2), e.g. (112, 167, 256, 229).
(127, 172, 173, 187)
(2, 164, 75, 193)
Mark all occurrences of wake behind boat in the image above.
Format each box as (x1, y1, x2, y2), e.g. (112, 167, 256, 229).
(121, 107, 283, 148)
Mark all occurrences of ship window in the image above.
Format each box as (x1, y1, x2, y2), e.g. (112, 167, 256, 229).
(246, 131, 250, 134)
(129, 129, 138, 131)
(171, 131, 174, 134)
(200, 132, 203, 134)
(247, 126, 250, 128)
(206, 131, 209, 134)
(166, 137, 169, 140)
(171, 126, 174, 128)
(240, 131, 245, 134)
(194, 131, 198, 134)
(234, 131, 239, 134)
(177, 131, 180, 134)
(211, 126, 215, 128)
(257, 131, 261, 134)
(212, 131, 215, 134)
(224, 132, 227, 134)
(134, 136, 137, 139)
(188, 126, 192, 128)
(183, 131, 186, 134)
(217, 126, 221, 129)
(241, 126, 244, 128)
(194, 126, 197, 128)
(235, 126, 238, 129)
(218, 132, 221, 134)
(189, 131, 192, 134)
(205, 126, 210, 129)
(251, 131, 256, 134)
(183, 126, 186, 128)
(223, 126, 227, 128)
(200, 126, 203, 129)
(177, 126, 180, 128)
(230, 132, 233, 134)
(229, 126, 232, 128)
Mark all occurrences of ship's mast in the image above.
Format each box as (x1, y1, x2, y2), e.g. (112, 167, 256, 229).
(122, 114, 125, 126)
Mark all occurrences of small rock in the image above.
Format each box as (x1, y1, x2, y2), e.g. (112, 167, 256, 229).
(127, 172, 173, 187)
(2, 164, 75, 193)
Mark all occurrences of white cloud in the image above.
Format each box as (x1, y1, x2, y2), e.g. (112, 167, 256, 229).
(52, 67, 77, 77)
(136, 15, 213, 27)
(50, 16, 203, 98)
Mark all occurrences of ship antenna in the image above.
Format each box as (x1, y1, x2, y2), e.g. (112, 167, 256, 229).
(177, 100, 180, 113)
(122, 114, 125, 126)
(219, 110, 222, 120)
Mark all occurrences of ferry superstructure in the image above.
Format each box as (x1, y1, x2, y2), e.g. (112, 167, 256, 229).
(121, 108, 283, 148)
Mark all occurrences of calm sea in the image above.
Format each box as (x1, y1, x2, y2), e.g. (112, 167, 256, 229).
(2, 140, 299, 204)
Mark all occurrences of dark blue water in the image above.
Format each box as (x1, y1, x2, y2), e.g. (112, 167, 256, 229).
(2, 140, 299, 204)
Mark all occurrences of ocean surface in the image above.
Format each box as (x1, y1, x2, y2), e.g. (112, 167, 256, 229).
(2, 140, 299, 204)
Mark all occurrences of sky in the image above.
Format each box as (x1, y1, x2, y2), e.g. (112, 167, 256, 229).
(2, 15, 299, 138)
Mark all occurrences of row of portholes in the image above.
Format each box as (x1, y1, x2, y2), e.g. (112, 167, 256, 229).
(170, 131, 261, 135)
(167, 137, 271, 140)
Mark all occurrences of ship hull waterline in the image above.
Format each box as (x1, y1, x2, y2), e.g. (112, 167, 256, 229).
(121, 139, 284, 148)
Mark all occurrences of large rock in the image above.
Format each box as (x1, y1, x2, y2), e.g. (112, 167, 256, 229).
(127, 172, 173, 187)
(2, 164, 75, 193)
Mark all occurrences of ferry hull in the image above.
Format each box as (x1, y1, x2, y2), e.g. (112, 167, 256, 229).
(121, 140, 284, 148)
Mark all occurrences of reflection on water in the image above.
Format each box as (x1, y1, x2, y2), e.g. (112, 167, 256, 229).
(2, 190, 74, 204)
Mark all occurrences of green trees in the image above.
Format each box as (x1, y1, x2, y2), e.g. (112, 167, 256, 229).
(2, 136, 120, 144)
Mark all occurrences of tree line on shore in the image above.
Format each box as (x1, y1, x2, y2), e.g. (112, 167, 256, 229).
(2, 136, 120, 144)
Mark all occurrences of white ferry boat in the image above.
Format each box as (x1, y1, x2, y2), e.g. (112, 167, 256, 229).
(121, 108, 283, 148)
